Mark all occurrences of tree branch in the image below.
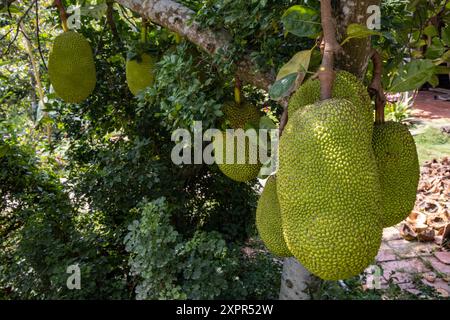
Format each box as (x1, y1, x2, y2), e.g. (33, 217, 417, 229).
(115, 0, 275, 90)
(318, 0, 341, 100)
(368, 49, 386, 124)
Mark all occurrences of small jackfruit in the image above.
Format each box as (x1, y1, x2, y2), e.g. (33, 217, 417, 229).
(48, 31, 96, 103)
(289, 71, 373, 131)
(126, 53, 156, 96)
(222, 101, 262, 129)
(213, 130, 262, 182)
(278, 98, 383, 280)
(372, 121, 420, 227)
(256, 176, 291, 257)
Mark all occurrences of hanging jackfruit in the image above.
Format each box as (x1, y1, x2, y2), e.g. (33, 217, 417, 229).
(277, 98, 383, 280)
(289, 71, 373, 131)
(372, 121, 420, 227)
(126, 53, 156, 96)
(48, 31, 96, 103)
(222, 101, 262, 129)
(213, 130, 262, 182)
(256, 176, 291, 257)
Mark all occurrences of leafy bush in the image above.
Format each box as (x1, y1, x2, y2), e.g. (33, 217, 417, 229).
(125, 198, 281, 300)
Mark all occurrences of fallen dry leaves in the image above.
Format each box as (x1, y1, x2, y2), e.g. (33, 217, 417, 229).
(400, 157, 450, 248)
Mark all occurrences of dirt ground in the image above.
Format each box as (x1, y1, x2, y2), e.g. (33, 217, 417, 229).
(412, 91, 450, 122)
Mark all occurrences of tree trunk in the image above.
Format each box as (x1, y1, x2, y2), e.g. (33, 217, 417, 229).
(335, 0, 381, 78)
(279, 0, 381, 300)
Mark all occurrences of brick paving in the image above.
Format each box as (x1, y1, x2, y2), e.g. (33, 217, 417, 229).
(367, 226, 450, 298)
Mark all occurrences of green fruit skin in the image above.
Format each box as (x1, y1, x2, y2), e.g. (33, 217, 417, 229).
(289, 71, 373, 133)
(256, 176, 292, 257)
(372, 121, 420, 227)
(278, 98, 383, 281)
(214, 131, 262, 182)
(126, 53, 156, 96)
(222, 101, 262, 129)
(48, 31, 96, 103)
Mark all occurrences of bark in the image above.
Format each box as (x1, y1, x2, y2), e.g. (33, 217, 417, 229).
(115, 0, 275, 90)
(335, 0, 381, 78)
(279, 258, 322, 300)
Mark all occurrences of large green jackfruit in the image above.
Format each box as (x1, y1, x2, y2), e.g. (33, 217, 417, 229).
(222, 101, 262, 129)
(48, 31, 96, 103)
(289, 71, 373, 130)
(256, 176, 291, 257)
(213, 130, 262, 182)
(126, 53, 156, 96)
(372, 121, 420, 227)
(278, 98, 383, 280)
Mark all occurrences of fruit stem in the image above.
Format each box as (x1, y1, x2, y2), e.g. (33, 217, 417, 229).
(368, 50, 386, 125)
(54, 0, 69, 32)
(234, 75, 242, 105)
(140, 17, 148, 44)
(318, 0, 341, 101)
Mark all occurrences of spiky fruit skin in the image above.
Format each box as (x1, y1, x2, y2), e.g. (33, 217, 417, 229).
(372, 121, 420, 227)
(126, 53, 156, 96)
(222, 101, 262, 129)
(213, 131, 262, 182)
(289, 71, 373, 131)
(278, 98, 383, 280)
(48, 31, 96, 103)
(256, 176, 291, 257)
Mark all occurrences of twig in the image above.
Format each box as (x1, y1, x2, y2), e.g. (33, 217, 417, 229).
(118, 4, 139, 31)
(278, 105, 288, 137)
(318, 0, 341, 101)
(53, 0, 68, 32)
(368, 49, 386, 124)
(107, 0, 121, 43)
(35, 0, 47, 70)
(3, 1, 35, 55)
(234, 74, 242, 105)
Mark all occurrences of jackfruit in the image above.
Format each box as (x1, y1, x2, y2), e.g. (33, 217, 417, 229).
(48, 31, 96, 103)
(278, 98, 383, 280)
(214, 130, 262, 182)
(372, 121, 420, 227)
(289, 71, 373, 130)
(256, 176, 291, 257)
(222, 101, 262, 129)
(126, 53, 156, 96)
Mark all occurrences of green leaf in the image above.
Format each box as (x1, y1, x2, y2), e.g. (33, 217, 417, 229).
(423, 25, 438, 38)
(428, 74, 439, 88)
(435, 65, 450, 74)
(441, 26, 450, 46)
(269, 73, 298, 101)
(389, 59, 436, 93)
(259, 116, 277, 130)
(281, 5, 321, 38)
(425, 37, 445, 59)
(276, 50, 311, 81)
(341, 24, 382, 45)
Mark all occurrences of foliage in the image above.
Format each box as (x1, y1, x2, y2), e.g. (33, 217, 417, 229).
(384, 92, 414, 122)
(0, 139, 129, 299)
(125, 198, 281, 300)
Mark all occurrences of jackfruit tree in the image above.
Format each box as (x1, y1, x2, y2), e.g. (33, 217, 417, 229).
(1, 0, 446, 301)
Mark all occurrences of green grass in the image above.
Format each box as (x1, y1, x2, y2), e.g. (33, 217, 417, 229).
(414, 127, 450, 164)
